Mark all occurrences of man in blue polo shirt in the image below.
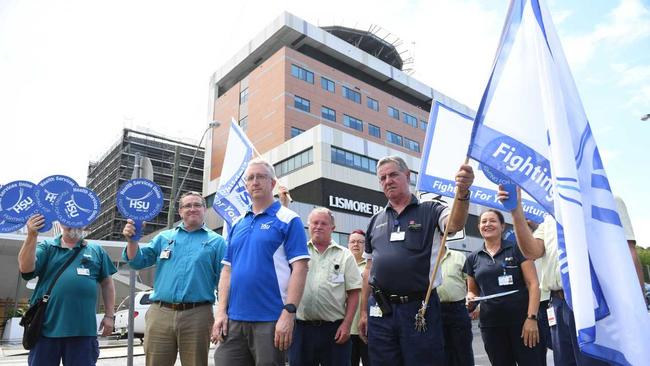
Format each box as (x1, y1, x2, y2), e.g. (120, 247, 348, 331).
(213, 158, 309, 366)
(122, 191, 226, 366)
(19, 214, 117, 366)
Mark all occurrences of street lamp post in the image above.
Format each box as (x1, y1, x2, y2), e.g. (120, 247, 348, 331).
(166, 121, 220, 228)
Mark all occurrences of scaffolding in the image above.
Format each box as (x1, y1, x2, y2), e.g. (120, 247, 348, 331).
(85, 129, 205, 241)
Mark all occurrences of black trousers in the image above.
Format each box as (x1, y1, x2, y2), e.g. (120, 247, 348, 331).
(440, 301, 474, 366)
(481, 324, 544, 366)
(350, 335, 370, 366)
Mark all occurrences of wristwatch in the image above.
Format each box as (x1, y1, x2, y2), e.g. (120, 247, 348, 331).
(283, 303, 297, 313)
(526, 314, 537, 321)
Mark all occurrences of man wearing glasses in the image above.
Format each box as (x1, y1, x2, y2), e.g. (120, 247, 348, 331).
(213, 158, 310, 366)
(122, 191, 227, 366)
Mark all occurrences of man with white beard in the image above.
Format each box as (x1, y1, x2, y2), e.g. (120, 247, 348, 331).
(19, 214, 117, 366)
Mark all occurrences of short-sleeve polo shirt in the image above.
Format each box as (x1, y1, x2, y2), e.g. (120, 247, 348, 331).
(363, 195, 449, 294)
(22, 236, 117, 337)
(297, 240, 362, 322)
(463, 240, 529, 327)
(223, 201, 310, 322)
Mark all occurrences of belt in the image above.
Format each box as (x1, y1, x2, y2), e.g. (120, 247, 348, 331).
(297, 319, 342, 327)
(550, 289, 565, 300)
(441, 300, 465, 306)
(387, 291, 428, 304)
(155, 301, 211, 311)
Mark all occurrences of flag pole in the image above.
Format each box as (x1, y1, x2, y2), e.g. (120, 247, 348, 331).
(238, 122, 294, 202)
(415, 156, 470, 331)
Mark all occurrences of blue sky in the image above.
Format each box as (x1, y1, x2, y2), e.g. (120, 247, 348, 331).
(0, 0, 648, 245)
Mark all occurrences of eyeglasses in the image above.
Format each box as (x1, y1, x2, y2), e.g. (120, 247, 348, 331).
(180, 202, 205, 209)
(243, 174, 270, 183)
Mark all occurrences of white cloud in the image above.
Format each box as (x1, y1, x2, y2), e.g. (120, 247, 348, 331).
(562, 0, 650, 68)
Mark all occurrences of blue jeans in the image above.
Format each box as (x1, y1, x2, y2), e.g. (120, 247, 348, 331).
(289, 320, 351, 366)
(550, 295, 609, 366)
(367, 294, 444, 366)
(28, 335, 99, 366)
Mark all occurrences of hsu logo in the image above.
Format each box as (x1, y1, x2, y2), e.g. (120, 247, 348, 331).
(129, 200, 150, 210)
(64, 199, 79, 217)
(260, 221, 272, 230)
(45, 191, 58, 204)
(11, 197, 34, 213)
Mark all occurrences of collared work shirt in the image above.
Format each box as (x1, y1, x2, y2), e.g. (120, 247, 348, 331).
(463, 240, 529, 327)
(123, 223, 226, 303)
(364, 195, 449, 294)
(438, 249, 467, 303)
(533, 215, 563, 292)
(351, 258, 367, 335)
(298, 241, 362, 322)
(22, 236, 117, 337)
(224, 201, 309, 322)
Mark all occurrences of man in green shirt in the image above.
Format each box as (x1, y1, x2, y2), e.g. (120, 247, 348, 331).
(288, 207, 362, 366)
(438, 248, 473, 366)
(19, 214, 117, 366)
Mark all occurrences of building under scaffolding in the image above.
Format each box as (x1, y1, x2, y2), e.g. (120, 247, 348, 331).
(85, 128, 204, 241)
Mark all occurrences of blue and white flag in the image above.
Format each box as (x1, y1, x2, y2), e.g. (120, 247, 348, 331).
(418, 101, 547, 223)
(467, 0, 650, 364)
(212, 118, 253, 232)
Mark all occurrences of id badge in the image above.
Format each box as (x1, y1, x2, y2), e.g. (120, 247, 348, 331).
(547, 306, 557, 326)
(77, 267, 90, 276)
(369, 305, 383, 317)
(498, 274, 513, 286)
(390, 231, 405, 242)
(160, 249, 171, 259)
(329, 273, 345, 283)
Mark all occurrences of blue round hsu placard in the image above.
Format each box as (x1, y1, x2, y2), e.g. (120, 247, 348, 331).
(54, 187, 101, 228)
(34, 175, 78, 233)
(116, 178, 164, 241)
(480, 163, 517, 211)
(0, 218, 26, 233)
(0, 181, 38, 223)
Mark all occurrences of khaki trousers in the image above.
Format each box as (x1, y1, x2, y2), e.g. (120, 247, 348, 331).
(144, 303, 214, 366)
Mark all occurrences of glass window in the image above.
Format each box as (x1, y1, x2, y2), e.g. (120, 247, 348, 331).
(291, 127, 305, 138)
(404, 137, 420, 152)
(331, 146, 379, 175)
(294, 95, 310, 112)
(273, 148, 314, 178)
(321, 77, 335, 93)
(321, 106, 336, 122)
(239, 116, 248, 131)
(410, 171, 418, 186)
(386, 131, 403, 146)
(403, 113, 417, 127)
(419, 120, 428, 131)
(290, 64, 314, 84)
(367, 97, 379, 111)
(239, 88, 249, 104)
(343, 115, 363, 131)
(368, 124, 381, 138)
(388, 106, 400, 120)
(342, 86, 361, 104)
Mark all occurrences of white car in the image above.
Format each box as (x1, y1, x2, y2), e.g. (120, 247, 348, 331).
(114, 290, 152, 341)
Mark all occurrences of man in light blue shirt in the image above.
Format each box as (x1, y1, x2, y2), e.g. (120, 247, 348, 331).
(123, 191, 226, 366)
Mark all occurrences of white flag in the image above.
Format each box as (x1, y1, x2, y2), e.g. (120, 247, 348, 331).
(212, 118, 253, 229)
(467, 0, 650, 364)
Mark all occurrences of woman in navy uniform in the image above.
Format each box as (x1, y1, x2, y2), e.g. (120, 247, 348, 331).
(464, 209, 543, 366)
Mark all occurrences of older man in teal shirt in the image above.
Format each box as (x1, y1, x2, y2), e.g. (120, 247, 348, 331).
(19, 214, 117, 366)
(123, 191, 226, 366)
